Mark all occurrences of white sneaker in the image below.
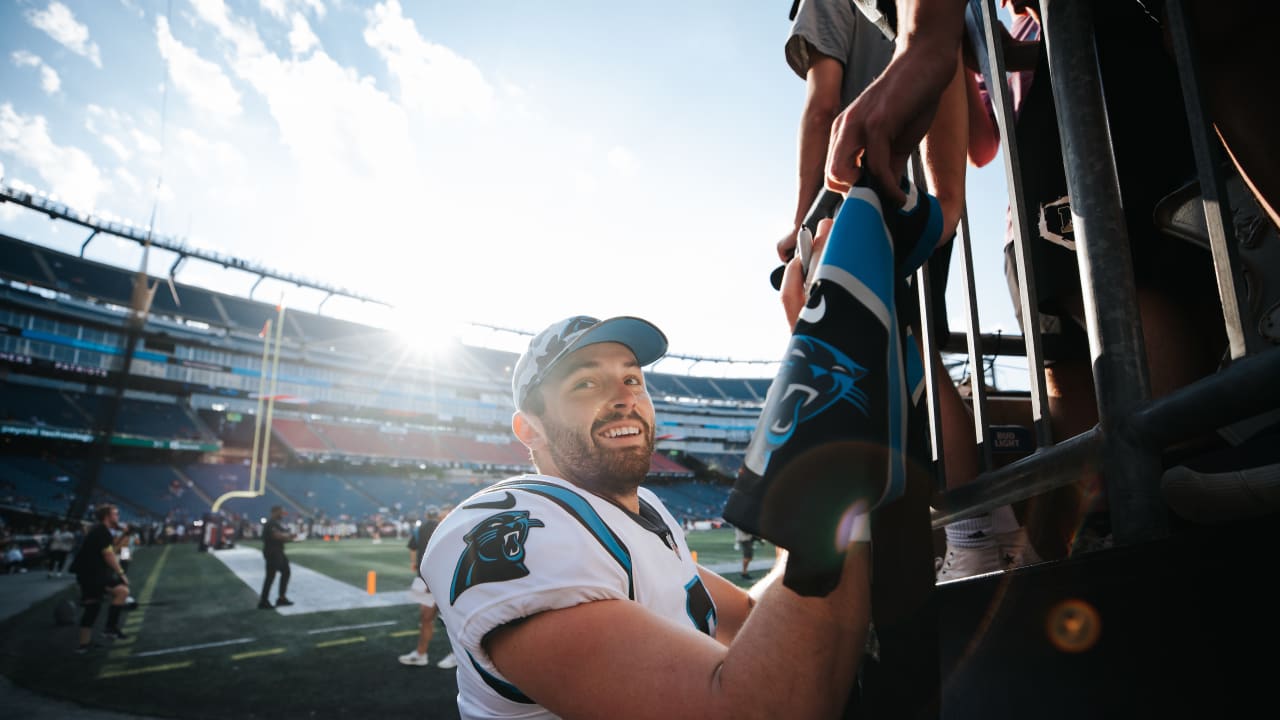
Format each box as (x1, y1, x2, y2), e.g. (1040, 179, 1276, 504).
(436, 653, 457, 669)
(1162, 461, 1280, 524)
(935, 528, 1041, 582)
(398, 650, 429, 667)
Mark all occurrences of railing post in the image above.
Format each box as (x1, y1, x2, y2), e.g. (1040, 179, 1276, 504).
(1040, 0, 1166, 545)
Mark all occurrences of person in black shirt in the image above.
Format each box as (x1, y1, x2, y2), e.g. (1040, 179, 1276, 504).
(70, 504, 130, 653)
(258, 506, 295, 609)
(397, 505, 453, 668)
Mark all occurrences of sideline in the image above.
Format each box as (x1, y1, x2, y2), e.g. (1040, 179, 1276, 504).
(211, 546, 418, 614)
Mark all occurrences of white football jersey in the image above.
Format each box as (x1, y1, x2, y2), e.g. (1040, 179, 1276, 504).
(420, 474, 717, 720)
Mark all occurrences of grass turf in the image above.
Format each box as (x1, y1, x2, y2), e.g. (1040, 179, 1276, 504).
(0, 528, 772, 718)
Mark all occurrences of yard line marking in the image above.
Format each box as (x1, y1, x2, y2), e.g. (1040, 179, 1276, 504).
(231, 647, 286, 661)
(97, 661, 193, 679)
(137, 545, 171, 606)
(108, 649, 131, 660)
(132, 638, 255, 657)
(316, 636, 365, 648)
(307, 621, 397, 635)
(389, 629, 419, 638)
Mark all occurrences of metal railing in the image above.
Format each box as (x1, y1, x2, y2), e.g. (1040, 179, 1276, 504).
(918, 0, 1280, 543)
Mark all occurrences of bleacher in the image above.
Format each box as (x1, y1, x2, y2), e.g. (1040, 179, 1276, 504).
(97, 463, 208, 521)
(265, 467, 382, 519)
(1, 229, 766, 529)
(644, 481, 730, 524)
(0, 383, 88, 429)
(181, 463, 290, 519)
(0, 457, 77, 516)
(270, 418, 334, 454)
(197, 409, 258, 448)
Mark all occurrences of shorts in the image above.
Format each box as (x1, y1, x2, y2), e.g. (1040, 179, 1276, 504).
(408, 576, 436, 608)
(77, 573, 123, 603)
(1002, 219, 1220, 365)
(740, 541, 755, 561)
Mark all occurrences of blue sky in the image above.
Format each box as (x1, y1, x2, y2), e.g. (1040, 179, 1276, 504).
(0, 0, 1023, 382)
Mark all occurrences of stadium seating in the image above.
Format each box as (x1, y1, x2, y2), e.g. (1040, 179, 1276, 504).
(0, 231, 755, 531)
(97, 463, 209, 521)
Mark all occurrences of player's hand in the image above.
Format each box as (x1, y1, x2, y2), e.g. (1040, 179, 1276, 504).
(780, 218, 832, 329)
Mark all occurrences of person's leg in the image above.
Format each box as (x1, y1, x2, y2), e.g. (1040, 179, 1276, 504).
(259, 558, 277, 607)
(929, 337, 1038, 579)
(104, 583, 129, 637)
(1028, 282, 1226, 557)
(78, 599, 100, 649)
(417, 604, 435, 656)
(1183, 0, 1280, 232)
(276, 556, 291, 603)
(399, 600, 435, 666)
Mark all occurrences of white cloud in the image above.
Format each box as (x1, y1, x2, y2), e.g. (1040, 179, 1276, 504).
(363, 0, 494, 119)
(173, 127, 247, 174)
(607, 146, 637, 175)
(99, 134, 131, 162)
(38, 64, 61, 94)
(11, 50, 62, 94)
(114, 166, 143, 195)
(130, 128, 162, 154)
(25, 2, 102, 68)
(288, 13, 319, 55)
(155, 17, 242, 120)
(118, 0, 146, 19)
(261, 0, 326, 21)
(0, 103, 106, 209)
(83, 105, 134, 161)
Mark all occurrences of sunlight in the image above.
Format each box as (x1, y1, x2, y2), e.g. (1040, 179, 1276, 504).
(385, 304, 463, 360)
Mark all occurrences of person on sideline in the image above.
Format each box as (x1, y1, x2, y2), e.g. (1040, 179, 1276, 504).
(398, 506, 456, 670)
(69, 504, 130, 653)
(258, 506, 295, 610)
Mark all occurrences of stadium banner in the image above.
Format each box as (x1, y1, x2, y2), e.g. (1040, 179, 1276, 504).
(0, 423, 219, 452)
(0, 424, 94, 443)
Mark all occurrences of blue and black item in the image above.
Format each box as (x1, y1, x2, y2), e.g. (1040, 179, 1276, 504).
(724, 174, 943, 597)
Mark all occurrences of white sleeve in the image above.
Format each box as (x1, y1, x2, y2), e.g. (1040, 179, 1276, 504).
(421, 490, 632, 675)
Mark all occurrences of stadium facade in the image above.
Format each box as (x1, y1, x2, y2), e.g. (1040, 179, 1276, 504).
(0, 195, 763, 531)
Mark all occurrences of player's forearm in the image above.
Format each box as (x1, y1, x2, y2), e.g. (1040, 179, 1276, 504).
(713, 545, 871, 718)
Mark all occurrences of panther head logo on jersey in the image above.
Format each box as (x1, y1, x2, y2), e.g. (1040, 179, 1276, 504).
(449, 510, 546, 604)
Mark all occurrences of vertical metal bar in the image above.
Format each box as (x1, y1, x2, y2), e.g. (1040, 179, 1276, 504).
(909, 153, 947, 491)
(1163, 0, 1255, 360)
(978, 0, 1054, 448)
(1040, 0, 1166, 544)
(954, 204, 993, 471)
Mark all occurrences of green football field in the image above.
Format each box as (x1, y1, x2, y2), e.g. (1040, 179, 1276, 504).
(0, 528, 772, 719)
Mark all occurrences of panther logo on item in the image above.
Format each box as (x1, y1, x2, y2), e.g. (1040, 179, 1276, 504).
(757, 335, 869, 458)
(449, 510, 545, 604)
